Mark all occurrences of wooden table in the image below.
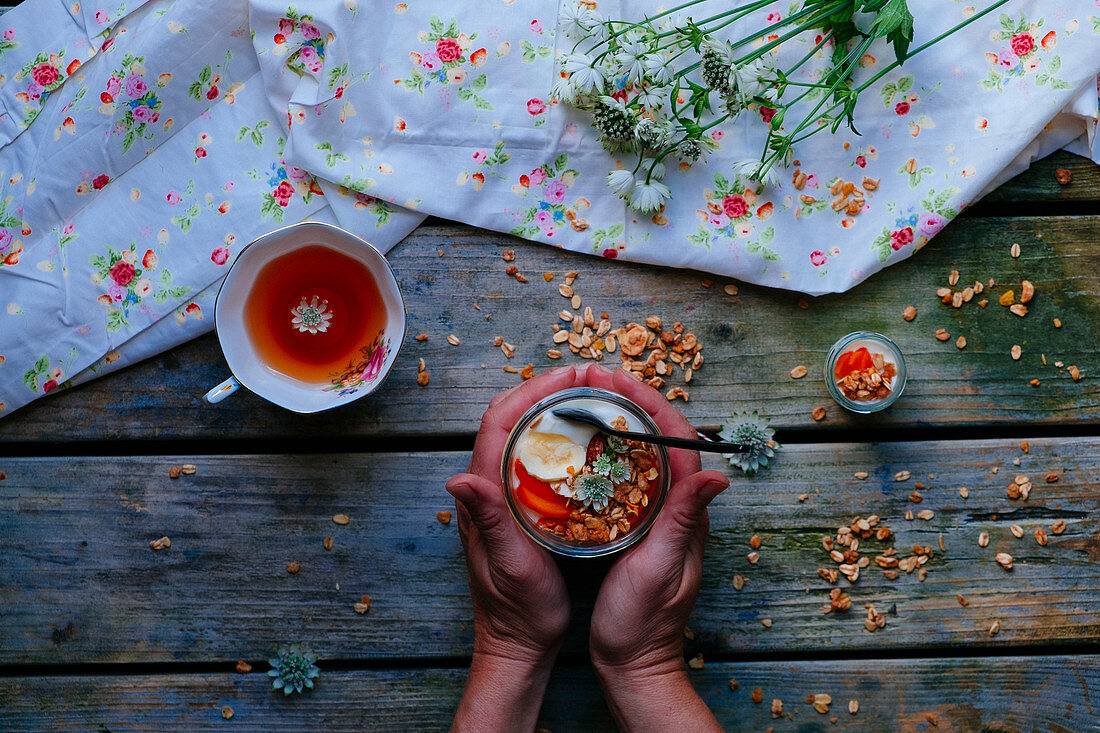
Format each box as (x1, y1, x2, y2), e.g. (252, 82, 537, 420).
(2, 151, 1099, 730)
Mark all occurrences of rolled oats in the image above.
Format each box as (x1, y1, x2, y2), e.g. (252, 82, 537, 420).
(811, 406, 826, 421)
(902, 305, 917, 321)
(934, 328, 950, 341)
(150, 536, 171, 551)
(1051, 520, 1066, 534)
(978, 532, 989, 547)
(790, 365, 808, 379)
(995, 552, 1013, 569)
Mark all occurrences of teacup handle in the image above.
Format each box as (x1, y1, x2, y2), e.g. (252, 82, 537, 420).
(203, 376, 240, 404)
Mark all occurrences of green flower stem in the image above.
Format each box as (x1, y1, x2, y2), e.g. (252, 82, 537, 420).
(731, 4, 838, 63)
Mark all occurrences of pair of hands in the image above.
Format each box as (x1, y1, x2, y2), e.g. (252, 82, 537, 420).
(446, 364, 728, 731)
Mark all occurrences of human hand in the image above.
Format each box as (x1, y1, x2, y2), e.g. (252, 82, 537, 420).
(447, 364, 596, 731)
(584, 366, 728, 731)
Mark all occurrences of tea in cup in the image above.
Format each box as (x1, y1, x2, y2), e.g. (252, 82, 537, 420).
(203, 221, 405, 413)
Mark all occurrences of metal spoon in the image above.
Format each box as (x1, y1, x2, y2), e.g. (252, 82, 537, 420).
(552, 407, 749, 453)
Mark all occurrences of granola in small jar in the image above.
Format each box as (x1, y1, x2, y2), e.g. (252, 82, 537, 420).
(825, 332, 907, 413)
(501, 388, 670, 557)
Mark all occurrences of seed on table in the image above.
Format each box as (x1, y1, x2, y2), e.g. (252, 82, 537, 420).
(543, 272, 553, 282)
(811, 406, 826, 421)
(1030, 378, 1041, 387)
(723, 284, 738, 295)
(501, 249, 515, 261)
(236, 661, 252, 673)
(1051, 520, 1066, 534)
(1010, 243, 1021, 258)
(547, 349, 563, 359)
(1068, 365, 1082, 381)
(790, 365, 808, 379)
(989, 620, 1000, 637)
(286, 562, 300, 574)
(854, 471, 868, 479)
(995, 552, 1013, 569)
(1010, 303, 1028, 317)
(180, 464, 197, 475)
(416, 371, 430, 386)
(354, 595, 371, 614)
(978, 532, 990, 547)
(1020, 280, 1035, 303)
(417, 357, 426, 372)
(557, 283, 574, 299)
(571, 294, 581, 309)
(749, 534, 762, 549)
(222, 707, 234, 720)
(688, 653, 705, 670)
(902, 305, 917, 321)
(1053, 318, 1062, 328)
(761, 618, 772, 628)
(909, 491, 923, 503)
(437, 511, 452, 525)
(333, 514, 350, 525)
(169, 465, 181, 479)
(955, 336, 967, 349)
(951, 292, 963, 309)
(415, 333, 428, 341)
(894, 470, 911, 481)
(732, 574, 745, 591)
(1011, 344, 1022, 360)
(323, 536, 334, 551)
(1035, 528, 1048, 546)
(948, 269, 959, 286)
(957, 594, 970, 607)
(447, 334, 460, 346)
(150, 536, 171, 551)
(752, 689, 763, 704)
(999, 290, 1015, 306)
(959, 487, 969, 498)
(812, 693, 832, 714)
(747, 551, 760, 564)
(917, 509, 935, 520)
(936, 287, 951, 298)
(520, 364, 535, 380)
(849, 700, 859, 715)
(1010, 524, 1024, 538)
(934, 328, 950, 341)
(1054, 168, 1072, 185)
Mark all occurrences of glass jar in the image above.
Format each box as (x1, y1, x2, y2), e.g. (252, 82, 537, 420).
(825, 331, 907, 413)
(500, 387, 671, 558)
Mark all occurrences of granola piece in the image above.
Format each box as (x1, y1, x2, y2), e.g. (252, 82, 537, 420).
(811, 406, 826, 421)
(150, 536, 171, 551)
(1054, 168, 1072, 185)
(902, 305, 917, 321)
(501, 249, 515, 261)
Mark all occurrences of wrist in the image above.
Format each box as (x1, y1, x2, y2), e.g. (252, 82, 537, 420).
(594, 661, 723, 732)
(452, 651, 557, 732)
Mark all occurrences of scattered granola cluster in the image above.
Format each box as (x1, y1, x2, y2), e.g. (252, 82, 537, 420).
(533, 419, 659, 546)
(791, 165, 878, 219)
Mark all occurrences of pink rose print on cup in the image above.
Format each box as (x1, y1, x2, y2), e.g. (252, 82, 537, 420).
(363, 341, 388, 381)
(544, 179, 567, 205)
(810, 250, 828, 267)
(918, 213, 945, 236)
(722, 194, 748, 219)
(210, 246, 230, 265)
(436, 37, 462, 63)
(166, 190, 181, 205)
(890, 226, 914, 251)
(32, 63, 59, 88)
(1010, 32, 1034, 57)
(472, 149, 487, 164)
(109, 260, 135, 286)
(527, 98, 546, 115)
(124, 74, 147, 98)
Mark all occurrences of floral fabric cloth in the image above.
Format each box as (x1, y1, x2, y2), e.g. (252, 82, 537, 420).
(0, 0, 1098, 418)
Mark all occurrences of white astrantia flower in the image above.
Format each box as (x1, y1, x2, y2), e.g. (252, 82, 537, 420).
(587, 15, 610, 43)
(549, 74, 576, 103)
(628, 180, 671, 213)
(636, 83, 668, 111)
(735, 55, 775, 102)
(606, 169, 636, 198)
(730, 157, 781, 188)
(635, 117, 675, 148)
(640, 158, 666, 181)
(702, 38, 737, 65)
(558, 2, 596, 40)
(562, 53, 606, 96)
(614, 30, 650, 83)
(643, 54, 673, 85)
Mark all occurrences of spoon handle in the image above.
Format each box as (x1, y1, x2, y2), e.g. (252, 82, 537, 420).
(600, 425, 749, 453)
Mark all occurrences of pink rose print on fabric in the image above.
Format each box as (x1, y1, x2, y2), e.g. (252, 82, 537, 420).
(124, 74, 147, 98)
(279, 18, 294, 35)
(132, 105, 155, 123)
(273, 181, 295, 206)
(210, 247, 230, 265)
(810, 250, 827, 267)
(420, 52, 442, 71)
(722, 194, 748, 219)
(855, 155, 867, 168)
(109, 260, 135, 286)
(32, 63, 59, 87)
(43, 379, 59, 393)
(300, 22, 320, 40)
(890, 226, 914, 251)
(602, 249, 618, 259)
(472, 149, 487, 164)
(919, 213, 946, 236)
(166, 190, 181, 205)
(543, 179, 566, 205)
(894, 101, 910, 115)
(106, 76, 121, 99)
(535, 210, 552, 226)
(92, 174, 110, 190)
(0, 229, 12, 251)
(436, 37, 461, 63)
(527, 98, 546, 115)
(1010, 32, 1034, 57)
(530, 19, 543, 33)
(3, 28, 15, 41)
(95, 9, 108, 25)
(528, 167, 547, 186)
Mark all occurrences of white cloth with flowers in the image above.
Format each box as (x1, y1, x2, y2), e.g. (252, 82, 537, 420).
(0, 0, 1098, 418)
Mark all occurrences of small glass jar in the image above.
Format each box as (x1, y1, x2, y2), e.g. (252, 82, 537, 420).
(825, 331, 907, 413)
(500, 387, 671, 558)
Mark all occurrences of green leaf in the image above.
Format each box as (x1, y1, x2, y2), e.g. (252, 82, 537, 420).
(235, 125, 249, 142)
(607, 223, 624, 239)
(471, 73, 487, 92)
(1048, 55, 1061, 73)
(686, 226, 710, 248)
(761, 248, 781, 262)
(153, 292, 167, 304)
(999, 13, 1015, 33)
(509, 225, 526, 238)
(456, 87, 473, 100)
(251, 130, 263, 147)
(880, 82, 897, 107)
(171, 216, 192, 232)
(472, 96, 493, 110)
(34, 354, 50, 374)
(896, 76, 913, 93)
(1050, 78, 1073, 91)
(760, 226, 775, 244)
(159, 268, 172, 285)
(122, 130, 136, 153)
(1035, 74, 1049, 86)
(187, 203, 200, 218)
(429, 15, 444, 35)
(23, 369, 39, 392)
(873, 0, 915, 62)
(199, 65, 211, 84)
(713, 172, 729, 194)
(552, 153, 569, 174)
(941, 207, 959, 220)
(444, 19, 459, 38)
(168, 286, 190, 298)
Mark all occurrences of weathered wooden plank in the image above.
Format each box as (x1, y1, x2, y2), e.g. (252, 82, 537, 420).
(1, 438, 1096, 664)
(1, 656, 1097, 731)
(981, 150, 1100, 205)
(3, 214, 1098, 442)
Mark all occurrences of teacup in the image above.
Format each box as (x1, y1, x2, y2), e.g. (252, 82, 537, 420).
(202, 221, 405, 413)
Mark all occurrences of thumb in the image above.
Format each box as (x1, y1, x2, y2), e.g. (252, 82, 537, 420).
(648, 469, 729, 551)
(446, 472, 527, 554)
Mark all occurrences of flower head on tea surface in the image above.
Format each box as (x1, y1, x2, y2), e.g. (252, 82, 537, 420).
(290, 295, 333, 334)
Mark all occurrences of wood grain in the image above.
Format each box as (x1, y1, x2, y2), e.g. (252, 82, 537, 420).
(1, 655, 1096, 731)
(980, 150, 1100, 205)
(1, 438, 1096, 664)
(4, 214, 1098, 442)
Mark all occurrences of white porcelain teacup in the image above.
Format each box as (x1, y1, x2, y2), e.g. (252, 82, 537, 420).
(202, 221, 405, 413)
